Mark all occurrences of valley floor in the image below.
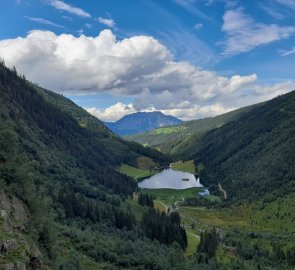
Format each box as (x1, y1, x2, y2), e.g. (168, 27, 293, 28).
(118, 159, 295, 269)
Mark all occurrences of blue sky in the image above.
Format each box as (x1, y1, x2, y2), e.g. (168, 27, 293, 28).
(1, 0, 295, 121)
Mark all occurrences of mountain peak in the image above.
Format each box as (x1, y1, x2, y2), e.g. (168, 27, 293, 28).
(105, 111, 182, 136)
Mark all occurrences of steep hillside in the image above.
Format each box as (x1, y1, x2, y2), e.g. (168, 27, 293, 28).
(1, 64, 295, 270)
(106, 111, 182, 135)
(127, 105, 257, 159)
(0, 63, 197, 269)
(194, 91, 295, 202)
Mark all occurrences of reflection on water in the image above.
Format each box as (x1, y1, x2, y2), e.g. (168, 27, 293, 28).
(198, 189, 210, 196)
(138, 168, 203, 189)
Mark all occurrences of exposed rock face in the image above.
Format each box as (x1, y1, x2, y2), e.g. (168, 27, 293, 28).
(12, 197, 28, 226)
(0, 188, 41, 269)
(0, 239, 19, 253)
(3, 263, 14, 270)
(0, 209, 13, 233)
(0, 188, 28, 233)
(4, 262, 26, 270)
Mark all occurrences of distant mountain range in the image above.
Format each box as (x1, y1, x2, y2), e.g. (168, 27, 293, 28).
(126, 104, 258, 157)
(128, 90, 295, 203)
(105, 111, 182, 136)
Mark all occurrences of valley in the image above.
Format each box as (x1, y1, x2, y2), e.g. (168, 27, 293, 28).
(2, 2, 295, 269)
(120, 95, 295, 268)
(121, 157, 295, 269)
(0, 63, 294, 269)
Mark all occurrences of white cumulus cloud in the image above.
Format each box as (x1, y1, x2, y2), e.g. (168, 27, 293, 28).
(0, 29, 294, 121)
(87, 103, 136, 122)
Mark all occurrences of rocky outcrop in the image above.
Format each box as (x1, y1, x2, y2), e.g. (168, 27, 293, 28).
(0, 188, 42, 269)
(3, 262, 26, 270)
(0, 189, 28, 233)
(0, 240, 19, 253)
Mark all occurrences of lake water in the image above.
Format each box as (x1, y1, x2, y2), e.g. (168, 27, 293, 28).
(138, 168, 203, 189)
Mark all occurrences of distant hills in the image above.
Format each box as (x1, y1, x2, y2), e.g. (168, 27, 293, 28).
(126, 104, 258, 158)
(105, 111, 182, 136)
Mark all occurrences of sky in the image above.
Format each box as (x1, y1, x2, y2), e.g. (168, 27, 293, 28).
(1, 0, 295, 121)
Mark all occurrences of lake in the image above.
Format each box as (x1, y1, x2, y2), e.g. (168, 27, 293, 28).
(138, 168, 203, 189)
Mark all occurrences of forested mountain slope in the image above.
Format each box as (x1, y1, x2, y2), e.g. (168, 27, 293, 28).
(0, 65, 170, 195)
(194, 90, 295, 202)
(126, 104, 257, 159)
(1, 63, 295, 270)
(106, 111, 182, 136)
(0, 63, 199, 269)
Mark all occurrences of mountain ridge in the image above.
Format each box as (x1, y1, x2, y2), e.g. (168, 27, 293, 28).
(105, 111, 182, 136)
(126, 103, 259, 158)
(194, 90, 295, 202)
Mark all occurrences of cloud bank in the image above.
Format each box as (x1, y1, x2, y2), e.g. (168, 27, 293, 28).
(0, 29, 294, 121)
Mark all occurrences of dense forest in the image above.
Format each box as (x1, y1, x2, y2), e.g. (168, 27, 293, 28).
(127, 86, 295, 269)
(193, 90, 295, 203)
(126, 104, 256, 159)
(0, 62, 197, 269)
(1, 62, 295, 269)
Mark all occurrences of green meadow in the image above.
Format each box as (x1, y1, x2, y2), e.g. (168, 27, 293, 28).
(170, 159, 197, 174)
(151, 126, 188, 134)
(140, 187, 205, 204)
(118, 163, 156, 180)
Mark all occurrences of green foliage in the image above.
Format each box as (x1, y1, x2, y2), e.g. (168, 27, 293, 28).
(185, 233, 200, 256)
(118, 163, 156, 180)
(151, 126, 188, 134)
(126, 104, 256, 159)
(197, 228, 218, 258)
(171, 160, 197, 174)
(0, 63, 188, 268)
(182, 196, 219, 207)
(141, 187, 205, 204)
(141, 208, 187, 250)
(194, 90, 295, 203)
(138, 192, 154, 207)
(1, 60, 294, 270)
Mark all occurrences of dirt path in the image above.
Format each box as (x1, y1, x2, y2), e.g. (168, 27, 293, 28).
(218, 183, 227, 199)
(155, 200, 168, 213)
(187, 231, 200, 238)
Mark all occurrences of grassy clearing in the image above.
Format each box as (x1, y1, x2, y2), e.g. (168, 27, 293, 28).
(178, 206, 252, 232)
(151, 126, 188, 135)
(178, 193, 295, 234)
(154, 200, 167, 213)
(185, 232, 200, 256)
(136, 156, 157, 170)
(246, 192, 295, 233)
(171, 160, 196, 174)
(205, 195, 222, 202)
(216, 248, 239, 266)
(118, 164, 156, 180)
(122, 198, 146, 220)
(141, 187, 205, 204)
